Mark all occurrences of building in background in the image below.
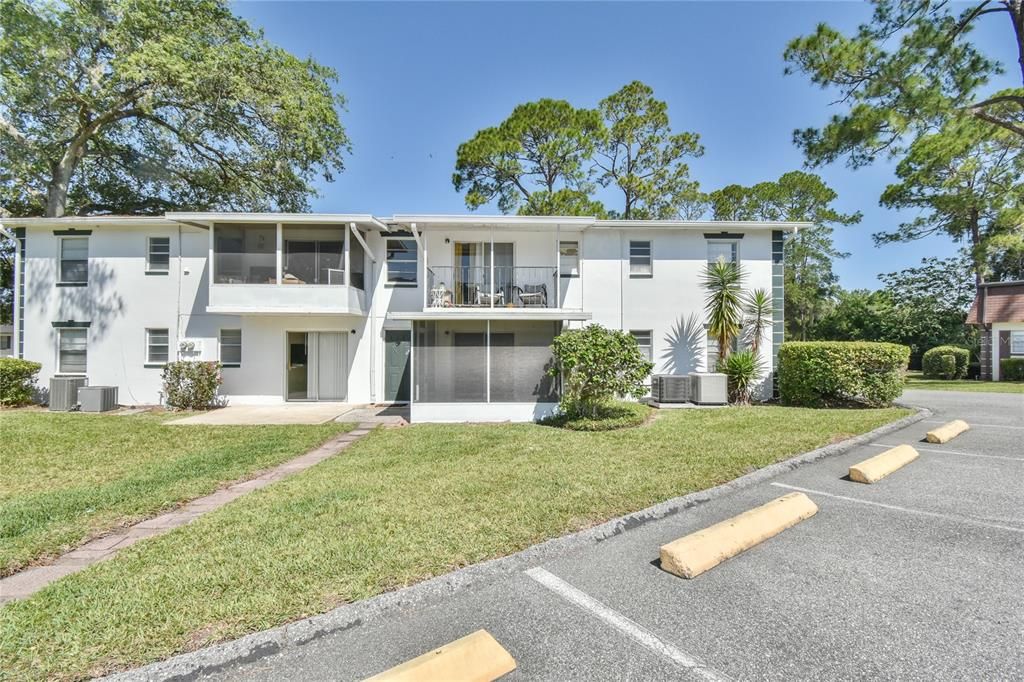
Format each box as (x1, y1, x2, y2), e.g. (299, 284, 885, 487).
(967, 280, 1024, 381)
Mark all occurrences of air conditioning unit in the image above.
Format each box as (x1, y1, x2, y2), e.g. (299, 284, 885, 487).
(651, 374, 693, 403)
(79, 386, 118, 413)
(690, 372, 728, 405)
(49, 376, 88, 411)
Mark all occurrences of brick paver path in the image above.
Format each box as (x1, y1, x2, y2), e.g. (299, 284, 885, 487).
(0, 423, 377, 605)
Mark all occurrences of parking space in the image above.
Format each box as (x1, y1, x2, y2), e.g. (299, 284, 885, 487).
(208, 389, 1023, 681)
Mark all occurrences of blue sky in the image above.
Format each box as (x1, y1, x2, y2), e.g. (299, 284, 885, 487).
(234, 1, 1016, 290)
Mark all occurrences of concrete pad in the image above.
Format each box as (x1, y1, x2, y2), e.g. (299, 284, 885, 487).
(659, 492, 818, 579)
(849, 444, 919, 484)
(167, 403, 361, 425)
(364, 629, 516, 682)
(926, 419, 970, 444)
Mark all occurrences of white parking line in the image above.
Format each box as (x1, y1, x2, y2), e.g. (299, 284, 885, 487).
(867, 443, 1023, 462)
(770, 483, 1024, 534)
(922, 419, 1024, 430)
(525, 567, 731, 681)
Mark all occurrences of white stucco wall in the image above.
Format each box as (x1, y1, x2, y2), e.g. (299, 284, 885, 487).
(16, 218, 783, 413)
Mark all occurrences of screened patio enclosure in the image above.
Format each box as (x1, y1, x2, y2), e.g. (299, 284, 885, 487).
(412, 320, 560, 405)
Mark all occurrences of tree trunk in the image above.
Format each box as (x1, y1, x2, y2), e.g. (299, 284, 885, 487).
(45, 143, 86, 218)
(969, 207, 983, 287)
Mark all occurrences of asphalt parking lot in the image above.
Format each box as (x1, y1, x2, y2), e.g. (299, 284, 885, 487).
(207, 389, 1023, 681)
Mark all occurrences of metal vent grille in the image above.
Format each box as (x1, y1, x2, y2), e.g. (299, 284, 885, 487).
(49, 377, 88, 411)
(652, 375, 693, 403)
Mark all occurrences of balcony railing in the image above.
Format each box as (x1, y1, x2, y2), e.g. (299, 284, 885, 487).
(427, 266, 557, 308)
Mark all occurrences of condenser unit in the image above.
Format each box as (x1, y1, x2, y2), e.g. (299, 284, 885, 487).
(79, 386, 118, 413)
(651, 374, 693, 403)
(690, 372, 728, 405)
(49, 376, 88, 411)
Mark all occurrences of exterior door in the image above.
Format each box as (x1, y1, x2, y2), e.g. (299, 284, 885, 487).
(286, 331, 346, 401)
(384, 329, 411, 402)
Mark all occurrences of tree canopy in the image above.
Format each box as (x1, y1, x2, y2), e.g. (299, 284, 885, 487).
(0, 0, 349, 218)
(452, 99, 603, 216)
(708, 171, 861, 340)
(595, 81, 704, 219)
(784, 0, 1024, 167)
(452, 82, 703, 218)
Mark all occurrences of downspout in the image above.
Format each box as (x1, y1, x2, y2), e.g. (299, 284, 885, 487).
(409, 222, 425, 309)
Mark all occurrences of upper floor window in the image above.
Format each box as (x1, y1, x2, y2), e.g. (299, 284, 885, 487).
(630, 330, 653, 361)
(213, 223, 276, 284)
(559, 241, 579, 277)
(629, 240, 652, 277)
(146, 328, 170, 365)
(1, 334, 12, 351)
(59, 237, 88, 284)
(386, 238, 418, 286)
(220, 329, 242, 367)
(147, 237, 170, 273)
(707, 240, 739, 265)
(58, 328, 87, 374)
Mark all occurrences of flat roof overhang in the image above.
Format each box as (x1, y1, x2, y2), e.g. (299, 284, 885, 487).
(206, 306, 367, 316)
(164, 212, 390, 231)
(387, 309, 592, 322)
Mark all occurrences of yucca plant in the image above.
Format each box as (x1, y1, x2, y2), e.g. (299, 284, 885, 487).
(743, 288, 773, 357)
(701, 258, 746, 365)
(723, 350, 762, 405)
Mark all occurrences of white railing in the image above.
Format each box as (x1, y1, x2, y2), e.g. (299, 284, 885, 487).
(426, 266, 556, 308)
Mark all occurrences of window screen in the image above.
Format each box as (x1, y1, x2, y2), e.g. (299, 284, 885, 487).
(707, 241, 739, 264)
(559, 241, 579, 277)
(58, 328, 87, 373)
(220, 329, 242, 366)
(629, 240, 652, 277)
(146, 328, 170, 364)
(147, 237, 170, 272)
(60, 237, 88, 283)
(631, 330, 653, 361)
(387, 239, 418, 285)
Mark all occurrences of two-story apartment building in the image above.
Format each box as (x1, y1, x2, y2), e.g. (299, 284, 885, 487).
(2, 213, 803, 422)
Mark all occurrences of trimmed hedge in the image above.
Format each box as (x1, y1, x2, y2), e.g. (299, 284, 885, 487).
(0, 358, 41, 407)
(1001, 358, 1024, 381)
(779, 341, 910, 408)
(922, 345, 970, 379)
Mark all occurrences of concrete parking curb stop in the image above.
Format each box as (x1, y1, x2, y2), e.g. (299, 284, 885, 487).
(848, 444, 919, 484)
(659, 492, 819, 579)
(364, 629, 516, 682)
(107, 405, 930, 682)
(926, 419, 970, 444)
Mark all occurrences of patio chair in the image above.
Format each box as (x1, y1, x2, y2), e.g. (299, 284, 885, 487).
(515, 283, 548, 307)
(430, 283, 453, 307)
(474, 286, 504, 306)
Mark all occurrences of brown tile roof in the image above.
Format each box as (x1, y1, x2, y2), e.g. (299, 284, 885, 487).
(967, 281, 1024, 324)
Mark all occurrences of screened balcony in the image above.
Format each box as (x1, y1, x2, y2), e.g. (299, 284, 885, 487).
(412, 320, 560, 404)
(208, 222, 367, 314)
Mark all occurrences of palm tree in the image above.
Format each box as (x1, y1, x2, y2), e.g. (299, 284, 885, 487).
(743, 288, 773, 357)
(701, 258, 745, 367)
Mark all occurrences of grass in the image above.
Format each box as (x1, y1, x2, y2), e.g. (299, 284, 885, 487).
(0, 405, 908, 681)
(0, 410, 353, 576)
(904, 371, 1024, 394)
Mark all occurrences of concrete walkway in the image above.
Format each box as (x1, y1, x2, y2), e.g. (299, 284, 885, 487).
(0, 422, 378, 605)
(168, 403, 360, 425)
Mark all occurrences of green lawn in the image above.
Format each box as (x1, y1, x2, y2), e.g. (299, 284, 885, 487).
(0, 411, 352, 576)
(0, 405, 907, 681)
(904, 371, 1024, 393)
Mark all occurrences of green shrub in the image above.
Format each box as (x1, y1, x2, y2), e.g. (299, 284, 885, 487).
(0, 358, 41, 407)
(779, 341, 909, 408)
(549, 324, 654, 418)
(1001, 358, 1024, 381)
(937, 354, 957, 380)
(161, 361, 223, 410)
(722, 350, 762, 405)
(541, 400, 650, 431)
(922, 345, 969, 379)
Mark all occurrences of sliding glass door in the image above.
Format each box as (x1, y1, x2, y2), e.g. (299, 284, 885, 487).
(286, 331, 347, 401)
